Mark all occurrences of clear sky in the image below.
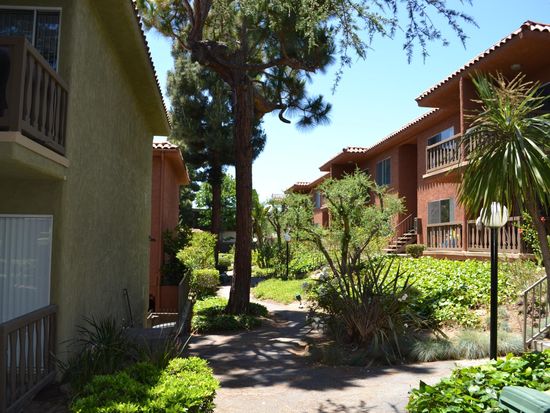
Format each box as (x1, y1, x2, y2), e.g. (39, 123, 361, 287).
(145, 1, 550, 201)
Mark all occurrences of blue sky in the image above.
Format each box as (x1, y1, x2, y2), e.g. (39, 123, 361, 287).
(146, 1, 550, 201)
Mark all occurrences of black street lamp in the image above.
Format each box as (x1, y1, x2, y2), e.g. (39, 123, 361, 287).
(480, 202, 509, 360)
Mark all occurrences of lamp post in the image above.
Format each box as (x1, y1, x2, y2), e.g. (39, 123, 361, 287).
(480, 202, 509, 360)
(284, 232, 291, 280)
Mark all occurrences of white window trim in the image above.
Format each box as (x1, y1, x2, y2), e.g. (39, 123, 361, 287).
(0, 5, 63, 71)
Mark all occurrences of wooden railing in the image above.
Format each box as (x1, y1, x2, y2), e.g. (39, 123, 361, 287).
(522, 275, 549, 349)
(467, 216, 523, 253)
(0, 305, 57, 413)
(426, 223, 463, 250)
(426, 134, 461, 173)
(0, 37, 68, 155)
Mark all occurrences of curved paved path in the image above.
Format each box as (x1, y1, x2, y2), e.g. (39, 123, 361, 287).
(188, 286, 485, 413)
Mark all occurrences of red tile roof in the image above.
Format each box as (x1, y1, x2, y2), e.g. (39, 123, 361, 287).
(416, 21, 550, 102)
(152, 141, 179, 150)
(130, 0, 170, 128)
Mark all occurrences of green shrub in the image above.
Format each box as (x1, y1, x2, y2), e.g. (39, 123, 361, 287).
(252, 267, 276, 278)
(192, 297, 268, 333)
(161, 226, 191, 285)
(252, 278, 308, 304)
(177, 231, 217, 270)
(288, 242, 325, 276)
(190, 268, 219, 299)
(405, 244, 425, 258)
(217, 253, 233, 270)
(407, 350, 550, 413)
(71, 357, 218, 413)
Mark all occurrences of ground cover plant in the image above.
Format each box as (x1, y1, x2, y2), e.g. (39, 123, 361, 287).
(407, 350, 550, 412)
(192, 297, 268, 333)
(71, 357, 219, 413)
(394, 257, 542, 328)
(252, 279, 307, 304)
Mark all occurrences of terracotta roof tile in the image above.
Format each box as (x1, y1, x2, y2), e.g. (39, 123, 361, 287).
(416, 21, 550, 102)
(152, 141, 179, 150)
(130, 0, 170, 128)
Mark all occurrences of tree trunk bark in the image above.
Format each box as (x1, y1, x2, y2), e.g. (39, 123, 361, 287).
(526, 199, 550, 282)
(226, 79, 254, 314)
(210, 161, 223, 268)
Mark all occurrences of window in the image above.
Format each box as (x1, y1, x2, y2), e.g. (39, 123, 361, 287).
(0, 215, 52, 323)
(427, 127, 454, 146)
(428, 199, 455, 224)
(0, 8, 61, 70)
(313, 191, 322, 209)
(375, 158, 391, 186)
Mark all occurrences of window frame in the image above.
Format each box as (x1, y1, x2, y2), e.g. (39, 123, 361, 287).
(427, 198, 455, 225)
(0, 5, 62, 71)
(375, 157, 391, 186)
(427, 126, 455, 147)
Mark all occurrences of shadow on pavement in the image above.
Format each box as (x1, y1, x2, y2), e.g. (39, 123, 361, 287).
(188, 305, 439, 392)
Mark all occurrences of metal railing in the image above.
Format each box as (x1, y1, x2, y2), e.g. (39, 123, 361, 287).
(426, 223, 463, 250)
(467, 216, 523, 253)
(0, 37, 68, 155)
(388, 213, 416, 244)
(426, 134, 461, 173)
(522, 276, 549, 349)
(0, 305, 57, 413)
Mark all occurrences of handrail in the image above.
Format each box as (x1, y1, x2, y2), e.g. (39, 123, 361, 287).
(389, 213, 415, 244)
(0, 304, 57, 413)
(522, 275, 549, 349)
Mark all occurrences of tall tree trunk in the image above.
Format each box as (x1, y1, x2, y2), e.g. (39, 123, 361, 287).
(526, 199, 550, 282)
(210, 160, 223, 268)
(226, 79, 254, 314)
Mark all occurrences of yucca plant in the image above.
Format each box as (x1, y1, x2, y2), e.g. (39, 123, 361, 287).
(459, 73, 550, 281)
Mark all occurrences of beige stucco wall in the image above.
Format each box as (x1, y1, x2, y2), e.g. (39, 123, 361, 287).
(0, 0, 155, 355)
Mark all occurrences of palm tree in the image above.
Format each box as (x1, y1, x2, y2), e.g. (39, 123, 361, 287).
(458, 73, 550, 280)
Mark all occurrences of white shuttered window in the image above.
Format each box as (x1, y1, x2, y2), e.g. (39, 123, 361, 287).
(0, 215, 52, 323)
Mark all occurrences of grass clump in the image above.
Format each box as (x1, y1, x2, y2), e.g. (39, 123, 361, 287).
(192, 297, 268, 333)
(252, 278, 308, 304)
(410, 329, 524, 362)
(408, 350, 550, 412)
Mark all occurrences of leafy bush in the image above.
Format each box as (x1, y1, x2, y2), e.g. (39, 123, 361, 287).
(288, 242, 325, 276)
(71, 357, 219, 413)
(407, 350, 550, 412)
(217, 253, 233, 271)
(190, 268, 219, 299)
(252, 267, 276, 277)
(161, 225, 191, 285)
(253, 278, 308, 304)
(405, 244, 425, 258)
(192, 297, 268, 333)
(177, 231, 217, 270)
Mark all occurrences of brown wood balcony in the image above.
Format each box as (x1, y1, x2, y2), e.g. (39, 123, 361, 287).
(0, 305, 57, 413)
(426, 134, 461, 173)
(0, 37, 68, 156)
(426, 222, 463, 250)
(467, 216, 524, 253)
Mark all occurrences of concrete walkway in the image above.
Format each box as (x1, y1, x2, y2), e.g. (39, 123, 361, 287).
(188, 286, 485, 413)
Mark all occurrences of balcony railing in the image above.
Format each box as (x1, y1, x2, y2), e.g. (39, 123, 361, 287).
(0, 305, 57, 413)
(467, 216, 523, 253)
(426, 134, 461, 173)
(426, 223, 463, 250)
(0, 37, 68, 155)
